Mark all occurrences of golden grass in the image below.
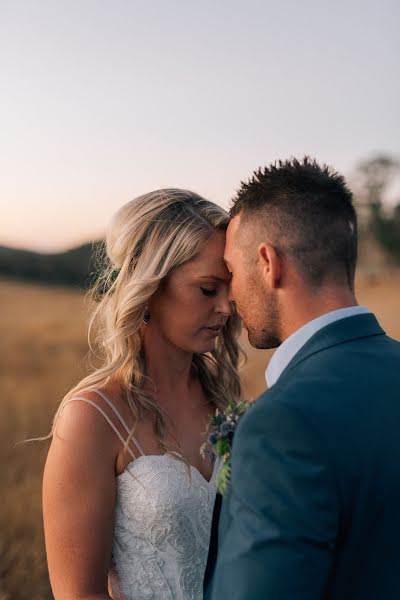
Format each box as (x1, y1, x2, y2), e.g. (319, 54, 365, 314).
(1, 281, 89, 599)
(1, 273, 399, 599)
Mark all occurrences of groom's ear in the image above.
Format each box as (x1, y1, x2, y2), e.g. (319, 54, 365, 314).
(257, 242, 281, 289)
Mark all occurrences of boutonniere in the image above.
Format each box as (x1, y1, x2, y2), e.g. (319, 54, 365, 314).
(201, 400, 248, 495)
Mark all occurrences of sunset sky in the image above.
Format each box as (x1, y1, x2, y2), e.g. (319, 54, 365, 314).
(1, 0, 399, 252)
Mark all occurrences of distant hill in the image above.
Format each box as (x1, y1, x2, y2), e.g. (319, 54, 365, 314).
(0, 241, 104, 288)
(1, 233, 395, 290)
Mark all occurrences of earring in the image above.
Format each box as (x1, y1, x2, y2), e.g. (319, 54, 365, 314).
(143, 308, 151, 324)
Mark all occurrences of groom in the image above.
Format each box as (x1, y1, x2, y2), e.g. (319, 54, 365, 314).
(204, 157, 400, 599)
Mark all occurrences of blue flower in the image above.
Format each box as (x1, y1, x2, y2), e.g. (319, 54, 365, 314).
(208, 432, 218, 446)
(220, 422, 233, 436)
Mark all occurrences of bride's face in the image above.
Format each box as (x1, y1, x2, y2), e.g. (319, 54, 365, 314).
(147, 231, 233, 353)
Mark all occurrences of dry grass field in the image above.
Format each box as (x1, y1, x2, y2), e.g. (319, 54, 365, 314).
(1, 273, 399, 599)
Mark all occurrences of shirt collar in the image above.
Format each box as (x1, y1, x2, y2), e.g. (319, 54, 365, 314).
(265, 305, 371, 388)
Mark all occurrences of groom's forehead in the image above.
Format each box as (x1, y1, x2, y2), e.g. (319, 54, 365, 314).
(226, 215, 240, 247)
(225, 216, 241, 260)
(226, 215, 240, 239)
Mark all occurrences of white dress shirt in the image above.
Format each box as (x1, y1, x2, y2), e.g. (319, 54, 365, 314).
(265, 305, 371, 388)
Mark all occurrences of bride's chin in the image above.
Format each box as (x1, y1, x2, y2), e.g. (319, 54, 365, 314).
(185, 329, 220, 354)
(189, 339, 217, 354)
(200, 340, 217, 353)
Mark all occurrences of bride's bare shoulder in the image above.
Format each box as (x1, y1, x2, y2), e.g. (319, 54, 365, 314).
(52, 383, 129, 459)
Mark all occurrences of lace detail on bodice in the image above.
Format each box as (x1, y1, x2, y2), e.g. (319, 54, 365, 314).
(109, 453, 221, 600)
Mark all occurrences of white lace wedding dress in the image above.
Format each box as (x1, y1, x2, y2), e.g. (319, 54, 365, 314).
(64, 390, 221, 600)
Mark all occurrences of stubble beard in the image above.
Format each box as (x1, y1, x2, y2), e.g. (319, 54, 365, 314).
(245, 289, 282, 350)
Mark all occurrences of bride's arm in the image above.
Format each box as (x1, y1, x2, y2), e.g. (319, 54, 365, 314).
(43, 399, 119, 600)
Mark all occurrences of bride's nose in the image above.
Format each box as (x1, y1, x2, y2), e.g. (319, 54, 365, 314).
(215, 293, 233, 318)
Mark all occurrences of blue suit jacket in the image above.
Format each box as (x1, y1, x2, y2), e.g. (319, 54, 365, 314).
(205, 313, 400, 600)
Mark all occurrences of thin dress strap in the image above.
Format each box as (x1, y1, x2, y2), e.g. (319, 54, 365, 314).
(92, 389, 146, 457)
(62, 390, 146, 459)
(62, 397, 137, 460)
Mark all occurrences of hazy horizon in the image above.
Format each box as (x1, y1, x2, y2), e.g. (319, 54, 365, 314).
(1, 0, 399, 253)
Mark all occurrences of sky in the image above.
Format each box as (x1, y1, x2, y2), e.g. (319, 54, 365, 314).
(1, 0, 399, 252)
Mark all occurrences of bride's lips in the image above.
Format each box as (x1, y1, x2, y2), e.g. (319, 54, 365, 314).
(203, 325, 223, 335)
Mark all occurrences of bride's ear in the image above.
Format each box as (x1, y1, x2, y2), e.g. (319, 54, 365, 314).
(257, 242, 281, 289)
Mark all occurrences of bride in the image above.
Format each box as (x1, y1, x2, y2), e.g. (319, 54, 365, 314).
(42, 189, 243, 600)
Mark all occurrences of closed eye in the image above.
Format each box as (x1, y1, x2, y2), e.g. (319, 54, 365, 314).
(200, 287, 217, 297)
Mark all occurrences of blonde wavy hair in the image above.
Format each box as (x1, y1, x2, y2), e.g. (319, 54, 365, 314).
(45, 189, 244, 461)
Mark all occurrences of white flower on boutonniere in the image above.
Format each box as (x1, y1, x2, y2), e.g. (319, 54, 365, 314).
(200, 400, 248, 495)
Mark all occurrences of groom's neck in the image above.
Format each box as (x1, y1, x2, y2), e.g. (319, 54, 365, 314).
(279, 285, 359, 342)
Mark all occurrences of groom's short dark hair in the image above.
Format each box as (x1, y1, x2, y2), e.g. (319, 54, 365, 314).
(230, 157, 357, 289)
